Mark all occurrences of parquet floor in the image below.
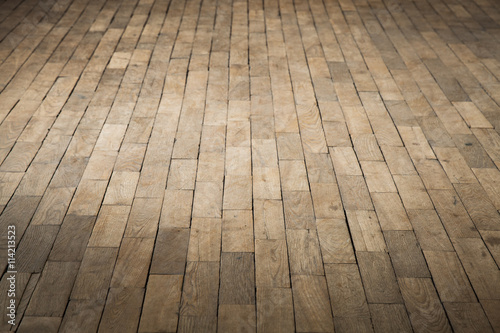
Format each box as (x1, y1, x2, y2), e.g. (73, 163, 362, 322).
(0, 0, 500, 331)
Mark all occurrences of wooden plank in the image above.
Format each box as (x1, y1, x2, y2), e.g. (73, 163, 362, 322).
(424, 251, 477, 303)
(0, 142, 41, 172)
(198, 152, 225, 182)
(337, 175, 374, 211)
(434, 147, 477, 183)
(361, 161, 397, 192)
(124, 197, 162, 238)
(286, 229, 324, 275)
(384, 231, 430, 278)
(17, 225, 59, 273)
(393, 175, 434, 210)
(110, 237, 154, 288)
(219, 252, 255, 305)
(18, 317, 61, 333)
(225, 147, 251, 177)
(325, 263, 370, 318)
(279, 160, 309, 191)
(276, 132, 305, 159)
(329, 147, 362, 176)
(253, 167, 281, 200)
(406, 209, 454, 251)
(218, 305, 256, 333)
(453, 101, 493, 128)
(304, 152, 336, 183)
(256, 288, 295, 333)
(452, 238, 500, 300)
(150, 227, 189, 275)
(371, 192, 412, 230)
(71, 247, 118, 301)
(453, 134, 496, 169)
(323, 121, 351, 147)
(352, 134, 384, 161)
(222, 210, 254, 252)
(179, 261, 219, 322)
(102, 171, 139, 206)
(139, 275, 183, 333)
(398, 126, 436, 161)
(454, 183, 500, 231)
(15, 162, 57, 196)
(88, 205, 131, 247)
(481, 230, 500, 266)
(369, 304, 412, 333)
(67, 179, 108, 216)
(25, 261, 79, 316)
(444, 302, 494, 333)
(167, 159, 198, 190)
(255, 239, 290, 288)
(58, 299, 104, 333)
(472, 128, 500, 165)
(192, 181, 223, 218)
(357, 251, 403, 304)
(295, 104, 328, 153)
(398, 278, 452, 333)
(186, 217, 221, 262)
(310, 183, 344, 219)
(317, 219, 355, 264)
(428, 189, 480, 238)
(99, 287, 144, 333)
(222, 175, 252, 210)
(473, 168, 500, 210)
(49, 215, 96, 262)
(253, 199, 286, 240)
(94, 124, 127, 151)
(291, 275, 334, 332)
(380, 146, 417, 175)
(160, 189, 193, 228)
(481, 300, 500, 332)
(81, 150, 117, 180)
(334, 317, 374, 333)
(345, 210, 386, 252)
(282, 191, 315, 229)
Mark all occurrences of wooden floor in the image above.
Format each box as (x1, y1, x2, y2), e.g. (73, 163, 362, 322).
(1, 0, 500, 331)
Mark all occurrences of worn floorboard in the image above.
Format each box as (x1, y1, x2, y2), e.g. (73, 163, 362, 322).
(1, 0, 500, 331)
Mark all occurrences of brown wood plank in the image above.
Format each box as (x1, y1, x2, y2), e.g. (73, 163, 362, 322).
(369, 304, 412, 333)
(256, 287, 295, 333)
(357, 251, 403, 304)
(384, 231, 430, 278)
(325, 263, 370, 318)
(291, 275, 334, 333)
(398, 278, 452, 333)
(219, 252, 255, 305)
(25, 261, 79, 316)
(139, 275, 183, 333)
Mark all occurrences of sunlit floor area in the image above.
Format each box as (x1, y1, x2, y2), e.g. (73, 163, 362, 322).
(0, 0, 500, 331)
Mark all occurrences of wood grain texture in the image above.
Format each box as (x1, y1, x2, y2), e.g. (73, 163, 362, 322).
(139, 275, 183, 333)
(384, 231, 430, 278)
(444, 302, 494, 333)
(25, 261, 80, 316)
(370, 304, 412, 333)
(219, 252, 255, 305)
(255, 239, 290, 288)
(398, 278, 452, 333)
(2, 0, 500, 330)
(286, 229, 324, 275)
(291, 275, 334, 333)
(357, 251, 403, 304)
(325, 263, 370, 318)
